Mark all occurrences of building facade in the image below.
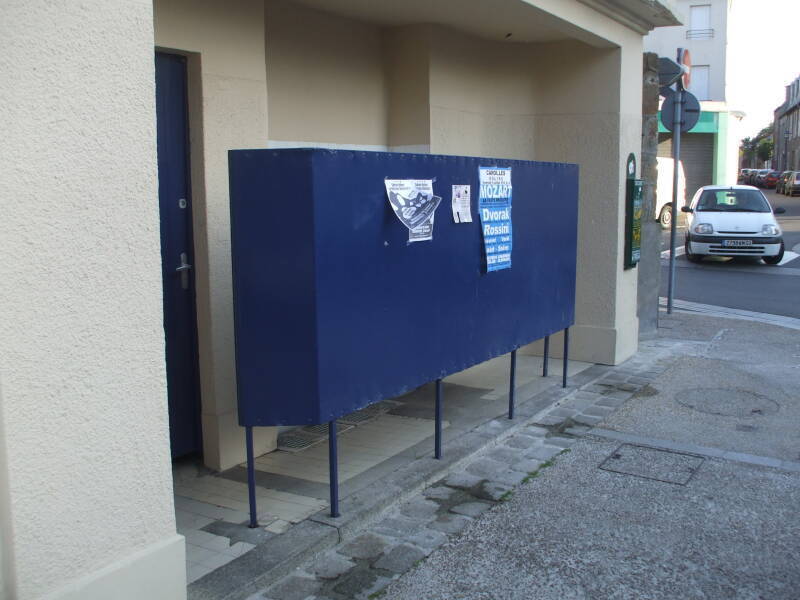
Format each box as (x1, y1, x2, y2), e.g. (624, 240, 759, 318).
(643, 0, 740, 198)
(774, 75, 800, 172)
(1, 1, 678, 598)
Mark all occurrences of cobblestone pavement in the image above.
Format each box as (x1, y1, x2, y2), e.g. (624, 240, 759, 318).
(248, 340, 677, 600)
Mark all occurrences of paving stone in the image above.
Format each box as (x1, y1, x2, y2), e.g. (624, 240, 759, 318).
(627, 376, 651, 385)
(398, 497, 439, 521)
(523, 444, 561, 461)
(429, 513, 473, 535)
(332, 566, 387, 598)
(544, 436, 574, 449)
(595, 396, 627, 408)
(373, 543, 427, 574)
(615, 382, 639, 392)
(606, 390, 633, 401)
(560, 397, 596, 412)
(563, 426, 591, 437)
(443, 471, 484, 491)
(372, 515, 424, 539)
(504, 434, 541, 449)
(266, 575, 322, 600)
(491, 469, 528, 487)
(574, 413, 604, 426)
(310, 552, 355, 580)
(264, 519, 291, 535)
(476, 481, 514, 502)
(423, 486, 457, 501)
(465, 457, 507, 479)
(511, 458, 544, 474)
(474, 420, 506, 436)
(535, 414, 564, 426)
(583, 405, 614, 417)
(525, 426, 549, 437)
(402, 528, 448, 551)
(337, 532, 391, 560)
(450, 501, 492, 518)
(547, 407, 578, 419)
(487, 446, 519, 463)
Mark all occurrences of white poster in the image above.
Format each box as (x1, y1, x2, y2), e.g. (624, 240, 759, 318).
(384, 179, 442, 242)
(451, 184, 472, 223)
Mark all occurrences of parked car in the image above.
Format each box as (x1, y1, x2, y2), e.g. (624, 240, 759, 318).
(776, 171, 793, 194)
(753, 169, 772, 187)
(763, 170, 781, 188)
(788, 171, 800, 197)
(738, 169, 751, 183)
(681, 185, 786, 265)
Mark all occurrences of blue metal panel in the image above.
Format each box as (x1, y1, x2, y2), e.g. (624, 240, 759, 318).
(229, 149, 577, 426)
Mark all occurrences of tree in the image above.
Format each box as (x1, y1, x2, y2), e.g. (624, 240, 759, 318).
(757, 138, 773, 164)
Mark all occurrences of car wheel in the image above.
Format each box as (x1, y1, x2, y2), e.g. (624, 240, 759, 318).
(685, 238, 702, 263)
(659, 204, 672, 229)
(762, 243, 785, 265)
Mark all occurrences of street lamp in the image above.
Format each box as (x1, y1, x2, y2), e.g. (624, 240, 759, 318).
(784, 129, 790, 170)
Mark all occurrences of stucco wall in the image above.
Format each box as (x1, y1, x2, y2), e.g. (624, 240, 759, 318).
(265, 0, 388, 148)
(154, 0, 276, 470)
(0, 1, 184, 598)
(428, 27, 539, 159)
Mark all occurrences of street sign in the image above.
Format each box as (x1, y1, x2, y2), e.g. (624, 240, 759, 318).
(678, 48, 691, 91)
(657, 57, 683, 87)
(660, 91, 701, 133)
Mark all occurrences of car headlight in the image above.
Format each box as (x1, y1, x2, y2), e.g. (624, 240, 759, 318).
(761, 224, 780, 236)
(694, 223, 714, 234)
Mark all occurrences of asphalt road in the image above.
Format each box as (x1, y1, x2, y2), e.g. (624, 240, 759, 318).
(660, 188, 800, 318)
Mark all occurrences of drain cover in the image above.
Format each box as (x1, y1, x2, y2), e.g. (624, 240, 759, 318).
(675, 388, 779, 418)
(599, 444, 704, 485)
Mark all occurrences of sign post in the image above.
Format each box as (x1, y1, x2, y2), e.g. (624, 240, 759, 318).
(659, 48, 697, 314)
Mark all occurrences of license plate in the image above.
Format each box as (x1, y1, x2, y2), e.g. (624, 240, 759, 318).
(723, 239, 752, 247)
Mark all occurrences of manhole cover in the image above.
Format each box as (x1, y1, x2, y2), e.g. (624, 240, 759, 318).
(599, 444, 704, 485)
(675, 388, 779, 418)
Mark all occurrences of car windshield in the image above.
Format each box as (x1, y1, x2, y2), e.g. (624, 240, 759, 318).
(695, 189, 771, 212)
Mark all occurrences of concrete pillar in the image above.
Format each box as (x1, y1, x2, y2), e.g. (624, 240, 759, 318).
(1, 2, 185, 598)
(638, 52, 662, 338)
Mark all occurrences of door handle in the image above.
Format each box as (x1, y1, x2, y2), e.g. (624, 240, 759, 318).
(176, 252, 192, 289)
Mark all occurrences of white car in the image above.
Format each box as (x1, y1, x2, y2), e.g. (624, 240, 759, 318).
(681, 185, 786, 265)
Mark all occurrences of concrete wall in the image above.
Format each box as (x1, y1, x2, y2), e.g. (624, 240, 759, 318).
(154, 0, 276, 471)
(265, 0, 388, 148)
(0, 1, 185, 598)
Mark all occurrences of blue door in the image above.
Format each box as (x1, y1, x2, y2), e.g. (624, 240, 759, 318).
(155, 52, 202, 458)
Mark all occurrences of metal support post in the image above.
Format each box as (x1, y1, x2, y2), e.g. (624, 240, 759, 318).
(508, 349, 517, 419)
(667, 88, 682, 314)
(562, 327, 570, 388)
(328, 420, 340, 518)
(246, 426, 258, 528)
(543, 335, 550, 377)
(434, 379, 443, 459)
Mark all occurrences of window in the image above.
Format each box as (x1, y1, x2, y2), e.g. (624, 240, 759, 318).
(687, 4, 713, 39)
(696, 189, 770, 213)
(690, 65, 710, 101)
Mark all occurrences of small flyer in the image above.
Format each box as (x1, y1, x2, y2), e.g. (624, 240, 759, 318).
(384, 179, 442, 242)
(451, 185, 472, 223)
(478, 167, 512, 271)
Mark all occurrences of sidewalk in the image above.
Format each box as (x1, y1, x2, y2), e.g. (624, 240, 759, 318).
(249, 306, 800, 599)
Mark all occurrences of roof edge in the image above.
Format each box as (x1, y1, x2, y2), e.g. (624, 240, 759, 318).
(577, 0, 682, 35)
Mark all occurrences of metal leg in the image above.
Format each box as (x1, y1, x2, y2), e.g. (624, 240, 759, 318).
(434, 379, 443, 459)
(508, 350, 517, 419)
(328, 420, 340, 518)
(246, 426, 258, 528)
(562, 327, 570, 388)
(543, 335, 550, 377)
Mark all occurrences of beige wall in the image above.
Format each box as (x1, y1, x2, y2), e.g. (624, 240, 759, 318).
(266, 0, 388, 148)
(154, 0, 276, 470)
(428, 27, 539, 159)
(0, 1, 184, 598)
